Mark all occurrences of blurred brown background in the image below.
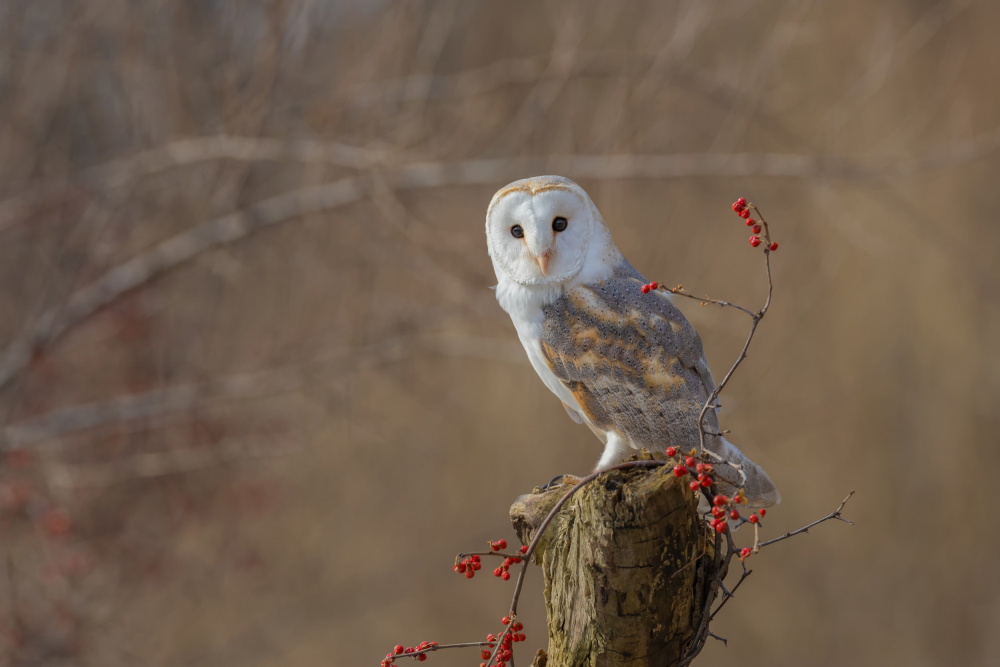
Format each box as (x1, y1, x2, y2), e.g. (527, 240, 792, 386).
(1, 1, 998, 665)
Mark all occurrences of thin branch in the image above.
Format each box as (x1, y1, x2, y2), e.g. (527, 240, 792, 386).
(708, 631, 727, 646)
(757, 491, 856, 549)
(667, 286, 757, 318)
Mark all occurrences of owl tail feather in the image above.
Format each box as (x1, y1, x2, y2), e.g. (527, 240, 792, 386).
(709, 436, 780, 509)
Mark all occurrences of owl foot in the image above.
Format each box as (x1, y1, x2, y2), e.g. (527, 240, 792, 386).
(540, 474, 584, 490)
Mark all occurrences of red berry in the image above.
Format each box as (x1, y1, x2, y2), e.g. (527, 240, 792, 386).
(737, 197, 747, 207)
(689, 481, 700, 490)
(700, 476, 712, 488)
(494, 567, 502, 577)
(712, 506, 725, 518)
(740, 547, 752, 558)
(482, 650, 491, 660)
(746, 218, 754, 226)
(42, 508, 71, 536)
(673, 464, 688, 477)
(502, 616, 510, 625)
(418, 655, 427, 662)
(666, 446, 677, 457)
(732, 202, 742, 212)
(472, 562, 481, 570)
(739, 208, 750, 219)
(715, 521, 727, 533)
(752, 224, 761, 234)
(749, 235, 761, 247)
(769, 242, 778, 251)
(501, 571, 511, 581)
(471, 554, 480, 562)
(404, 647, 414, 654)
(487, 634, 495, 642)
(749, 514, 759, 524)
(520, 545, 528, 554)
(456, 562, 466, 573)
(649, 281, 658, 290)
(497, 539, 507, 549)
(730, 510, 740, 520)
(685, 456, 696, 467)
(465, 569, 474, 578)
(641, 284, 651, 294)
(759, 508, 766, 516)
(395, 645, 404, 655)
(713, 494, 727, 506)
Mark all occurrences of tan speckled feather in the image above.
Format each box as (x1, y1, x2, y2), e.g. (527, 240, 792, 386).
(540, 259, 777, 503)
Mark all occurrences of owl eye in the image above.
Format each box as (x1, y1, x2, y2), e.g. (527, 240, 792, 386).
(552, 216, 568, 232)
(510, 225, 524, 238)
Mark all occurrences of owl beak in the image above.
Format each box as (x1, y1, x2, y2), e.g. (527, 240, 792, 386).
(535, 250, 552, 275)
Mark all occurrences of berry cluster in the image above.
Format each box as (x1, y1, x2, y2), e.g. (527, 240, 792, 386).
(453, 540, 529, 582)
(381, 641, 438, 666)
(668, 448, 721, 491)
(664, 447, 771, 540)
(480, 619, 526, 667)
(492, 544, 528, 581)
(454, 554, 481, 578)
(640, 281, 658, 294)
(732, 197, 778, 251)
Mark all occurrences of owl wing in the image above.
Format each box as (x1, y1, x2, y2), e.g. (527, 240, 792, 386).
(539, 260, 779, 505)
(539, 260, 717, 453)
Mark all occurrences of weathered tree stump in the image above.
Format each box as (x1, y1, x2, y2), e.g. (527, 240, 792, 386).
(510, 464, 717, 667)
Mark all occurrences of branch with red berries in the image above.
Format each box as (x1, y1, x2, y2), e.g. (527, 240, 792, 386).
(379, 199, 853, 667)
(640, 197, 777, 482)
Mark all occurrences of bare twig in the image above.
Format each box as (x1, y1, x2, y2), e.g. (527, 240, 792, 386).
(660, 203, 775, 475)
(758, 491, 856, 549)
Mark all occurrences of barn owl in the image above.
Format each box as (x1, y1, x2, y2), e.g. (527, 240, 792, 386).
(485, 176, 779, 507)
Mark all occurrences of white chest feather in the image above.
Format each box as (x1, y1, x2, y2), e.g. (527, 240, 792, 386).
(494, 279, 581, 410)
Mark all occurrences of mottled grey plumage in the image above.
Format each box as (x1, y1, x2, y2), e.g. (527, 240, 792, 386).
(540, 260, 715, 450)
(539, 260, 776, 504)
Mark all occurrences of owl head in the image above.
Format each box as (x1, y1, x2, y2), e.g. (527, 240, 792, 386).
(486, 176, 620, 286)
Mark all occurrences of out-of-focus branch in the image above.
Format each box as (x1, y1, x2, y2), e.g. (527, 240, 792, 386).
(3, 366, 304, 450)
(5, 127, 1000, 236)
(0, 137, 384, 233)
(0, 177, 364, 394)
(4, 142, 1000, 396)
(44, 434, 290, 489)
(2, 334, 525, 450)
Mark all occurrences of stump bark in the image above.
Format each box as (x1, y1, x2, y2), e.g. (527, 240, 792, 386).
(510, 465, 717, 667)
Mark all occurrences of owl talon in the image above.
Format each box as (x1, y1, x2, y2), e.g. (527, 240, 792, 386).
(541, 474, 584, 490)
